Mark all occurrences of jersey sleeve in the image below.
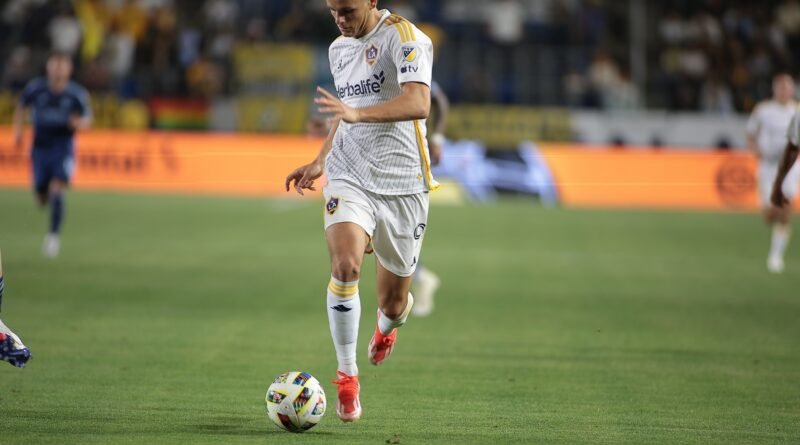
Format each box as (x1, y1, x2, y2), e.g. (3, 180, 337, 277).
(391, 27, 433, 88)
(72, 86, 92, 117)
(18, 78, 42, 106)
(788, 111, 800, 147)
(745, 104, 762, 136)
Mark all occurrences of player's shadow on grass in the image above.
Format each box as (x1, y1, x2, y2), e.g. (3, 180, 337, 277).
(190, 415, 333, 437)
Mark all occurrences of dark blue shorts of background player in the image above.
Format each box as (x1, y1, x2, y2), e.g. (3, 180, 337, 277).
(12, 52, 92, 258)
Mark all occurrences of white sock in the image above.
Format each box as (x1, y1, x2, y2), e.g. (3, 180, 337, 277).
(769, 224, 791, 259)
(327, 277, 361, 376)
(378, 293, 414, 336)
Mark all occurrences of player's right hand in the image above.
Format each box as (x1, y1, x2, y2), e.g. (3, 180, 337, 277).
(285, 160, 324, 196)
(13, 132, 23, 150)
(771, 184, 788, 208)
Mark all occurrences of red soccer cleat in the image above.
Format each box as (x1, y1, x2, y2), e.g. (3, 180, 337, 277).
(331, 371, 361, 422)
(368, 321, 397, 366)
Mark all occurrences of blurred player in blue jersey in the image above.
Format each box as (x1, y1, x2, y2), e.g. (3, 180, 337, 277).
(13, 52, 92, 258)
(410, 80, 448, 317)
(0, 249, 32, 368)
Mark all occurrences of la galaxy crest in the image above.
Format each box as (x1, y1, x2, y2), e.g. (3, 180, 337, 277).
(326, 197, 340, 215)
(365, 44, 379, 66)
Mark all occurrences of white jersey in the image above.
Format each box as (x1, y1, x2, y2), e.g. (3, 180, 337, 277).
(326, 9, 437, 195)
(746, 99, 798, 163)
(789, 110, 800, 147)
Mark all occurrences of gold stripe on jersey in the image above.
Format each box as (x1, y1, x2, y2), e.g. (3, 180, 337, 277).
(414, 120, 440, 191)
(401, 20, 415, 41)
(384, 15, 416, 42)
(395, 23, 409, 42)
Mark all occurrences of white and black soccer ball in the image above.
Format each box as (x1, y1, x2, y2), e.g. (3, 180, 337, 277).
(265, 371, 326, 433)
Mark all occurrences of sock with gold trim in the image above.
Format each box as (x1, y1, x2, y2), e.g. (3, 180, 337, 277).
(327, 276, 361, 376)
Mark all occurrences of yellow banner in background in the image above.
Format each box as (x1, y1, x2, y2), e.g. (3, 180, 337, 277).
(233, 43, 314, 84)
(447, 106, 572, 147)
(0, 92, 148, 129)
(236, 95, 310, 134)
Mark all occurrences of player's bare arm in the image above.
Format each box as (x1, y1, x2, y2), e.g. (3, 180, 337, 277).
(746, 133, 760, 159)
(69, 113, 93, 131)
(285, 118, 341, 196)
(315, 82, 430, 123)
(428, 84, 449, 165)
(771, 141, 799, 208)
(12, 103, 28, 150)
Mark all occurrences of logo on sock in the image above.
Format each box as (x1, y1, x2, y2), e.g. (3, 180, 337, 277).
(330, 304, 352, 312)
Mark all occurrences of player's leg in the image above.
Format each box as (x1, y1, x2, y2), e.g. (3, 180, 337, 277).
(368, 263, 415, 365)
(326, 222, 369, 375)
(768, 206, 791, 273)
(42, 153, 73, 258)
(767, 163, 800, 273)
(411, 263, 440, 317)
(759, 163, 785, 272)
(326, 222, 368, 422)
(368, 192, 428, 365)
(42, 178, 66, 258)
(322, 181, 376, 422)
(31, 149, 49, 207)
(0, 249, 32, 368)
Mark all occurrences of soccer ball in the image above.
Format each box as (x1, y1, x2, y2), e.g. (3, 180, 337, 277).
(265, 371, 326, 433)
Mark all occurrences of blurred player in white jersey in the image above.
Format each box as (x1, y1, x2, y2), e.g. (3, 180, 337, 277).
(772, 109, 800, 251)
(0, 249, 32, 368)
(746, 73, 799, 273)
(285, 0, 435, 422)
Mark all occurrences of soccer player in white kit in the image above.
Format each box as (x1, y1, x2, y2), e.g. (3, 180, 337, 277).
(746, 73, 799, 273)
(772, 109, 800, 255)
(285, 0, 436, 422)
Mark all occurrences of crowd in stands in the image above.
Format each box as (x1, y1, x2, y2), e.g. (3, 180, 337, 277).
(0, 0, 797, 113)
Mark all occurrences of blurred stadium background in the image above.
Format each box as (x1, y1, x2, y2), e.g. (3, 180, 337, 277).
(1, 1, 800, 444)
(2, 0, 797, 207)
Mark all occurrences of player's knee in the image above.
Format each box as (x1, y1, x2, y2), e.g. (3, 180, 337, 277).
(331, 256, 361, 282)
(779, 209, 792, 224)
(49, 181, 65, 194)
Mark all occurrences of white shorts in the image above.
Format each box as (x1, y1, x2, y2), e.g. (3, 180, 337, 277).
(758, 161, 800, 207)
(323, 179, 429, 277)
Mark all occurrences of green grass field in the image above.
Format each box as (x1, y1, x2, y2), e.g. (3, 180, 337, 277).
(0, 188, 799, 444)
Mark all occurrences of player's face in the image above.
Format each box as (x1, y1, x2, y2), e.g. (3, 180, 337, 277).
(326, 0, 377, 38)
(47, 56, 73, 83)
(773, 75, 795, 103)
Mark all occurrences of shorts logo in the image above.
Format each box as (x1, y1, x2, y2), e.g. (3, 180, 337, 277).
(366, 44, 379, 65)
(413, 223, 426, 240)
(402, 46, 417, 62)
(326, 197, 340, 215)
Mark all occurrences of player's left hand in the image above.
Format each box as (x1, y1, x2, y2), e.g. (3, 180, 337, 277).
(315, 87, 360, 123)
(69, 114, 85, 131)
(428, 139, 443, 166)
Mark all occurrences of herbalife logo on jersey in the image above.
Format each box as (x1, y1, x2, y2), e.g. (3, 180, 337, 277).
(337, 71, 386, 99)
